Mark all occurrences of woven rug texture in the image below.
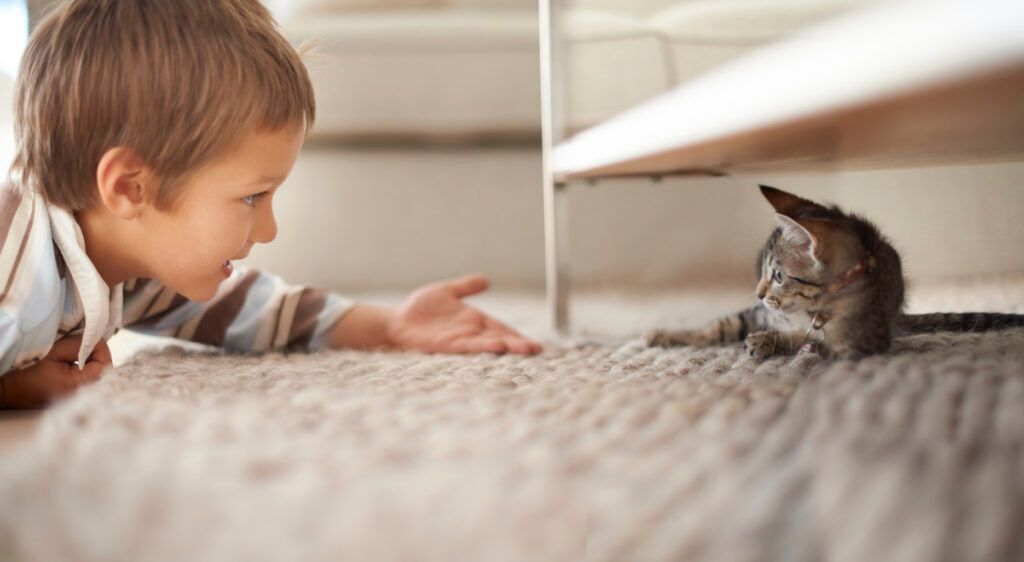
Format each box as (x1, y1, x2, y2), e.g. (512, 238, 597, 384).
(1, 279, 1023, 562)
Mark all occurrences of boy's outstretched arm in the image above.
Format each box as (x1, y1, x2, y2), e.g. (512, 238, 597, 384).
(328, 275, 542, 355)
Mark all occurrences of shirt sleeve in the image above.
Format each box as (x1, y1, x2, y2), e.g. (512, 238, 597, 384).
(120, 266, 354, 353)
(0, 311, 25, 375)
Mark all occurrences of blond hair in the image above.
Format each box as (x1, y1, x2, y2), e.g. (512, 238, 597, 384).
(11, 0, 315, 211)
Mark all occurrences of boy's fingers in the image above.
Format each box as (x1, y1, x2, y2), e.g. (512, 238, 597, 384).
(483, 338, 508, 354)
(446, 275, 489, 298)
(46, 336, 112, 366)
(506, 338, 543, 355)
(75, 360, 108, 384)
(89, 339, 113, 365)
(485, 317, 528, 337)
(484, 318, 543, 354)
(449, 336, 506, 355)
(46, 335, 86, 362)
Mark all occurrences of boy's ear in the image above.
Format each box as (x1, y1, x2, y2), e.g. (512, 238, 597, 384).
(95, 147, 156, 219)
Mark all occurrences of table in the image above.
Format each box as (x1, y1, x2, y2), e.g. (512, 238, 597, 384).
(539, 0, 1024, 333)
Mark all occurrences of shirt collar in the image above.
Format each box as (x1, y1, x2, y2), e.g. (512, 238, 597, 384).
(47, 204, 123, 368)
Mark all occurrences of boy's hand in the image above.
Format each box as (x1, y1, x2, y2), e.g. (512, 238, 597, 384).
(329, 275, 543, 355)
(388, 275, 542, 355)
(0, 336, 112, 410)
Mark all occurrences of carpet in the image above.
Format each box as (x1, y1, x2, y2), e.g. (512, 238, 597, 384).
(1, 277, 1023, 562)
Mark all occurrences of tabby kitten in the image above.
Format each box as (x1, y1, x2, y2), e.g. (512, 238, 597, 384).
(646, 185, 1024, 360)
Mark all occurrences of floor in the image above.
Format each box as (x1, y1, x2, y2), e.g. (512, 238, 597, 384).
(3, 275, 1021, 456)
(0, 283, 748, 454)
(0, 410, 40, 453)
(1, 278, 1022, 561)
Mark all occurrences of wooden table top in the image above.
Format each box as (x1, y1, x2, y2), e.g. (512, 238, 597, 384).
(552, 0, 1024, 181)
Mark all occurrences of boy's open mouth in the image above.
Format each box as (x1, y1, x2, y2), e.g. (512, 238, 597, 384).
(221, 260, 233, 278)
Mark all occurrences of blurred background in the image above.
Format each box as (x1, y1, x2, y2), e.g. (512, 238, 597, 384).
(4, 0, 1024, 296)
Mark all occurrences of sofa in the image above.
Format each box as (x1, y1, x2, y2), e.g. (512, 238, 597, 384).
(269, 0, 876, 142)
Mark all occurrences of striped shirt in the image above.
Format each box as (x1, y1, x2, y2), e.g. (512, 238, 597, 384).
(0, 183, 353, 375)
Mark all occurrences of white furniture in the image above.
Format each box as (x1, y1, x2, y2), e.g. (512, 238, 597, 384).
(559, 0, 877, 132)
(541, 0, 1024, 332)
(271, 0, 542, 142)
(271, 0, 867, 142)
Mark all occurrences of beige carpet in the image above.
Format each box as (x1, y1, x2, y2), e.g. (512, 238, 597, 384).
(1, 278, 1023, 562)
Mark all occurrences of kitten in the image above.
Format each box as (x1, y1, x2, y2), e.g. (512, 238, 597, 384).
(646, 185, 1024, 360)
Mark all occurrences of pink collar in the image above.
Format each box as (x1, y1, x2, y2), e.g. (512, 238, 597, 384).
(808, 255, 876, 333)
(824, 255, 876, 295)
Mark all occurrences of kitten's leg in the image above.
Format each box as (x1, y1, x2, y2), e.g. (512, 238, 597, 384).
(646, 328, 714, 348)
(828, 337, 889, 359)
(647, 306, 764, 348)
(826, 315, 892, 359)
(790, 345, 828, 369)
(743, 330, 808, 359)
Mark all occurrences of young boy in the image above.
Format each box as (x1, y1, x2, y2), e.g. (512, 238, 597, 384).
(0, 0, 541, 409)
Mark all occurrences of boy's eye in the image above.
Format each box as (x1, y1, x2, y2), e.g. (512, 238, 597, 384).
(242, 191, 270, 206)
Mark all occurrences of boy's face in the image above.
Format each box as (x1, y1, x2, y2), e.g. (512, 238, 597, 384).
(139, 127, 304, 301)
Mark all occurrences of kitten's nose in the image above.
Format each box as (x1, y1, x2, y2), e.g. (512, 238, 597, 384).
(756, 281, 768, 300)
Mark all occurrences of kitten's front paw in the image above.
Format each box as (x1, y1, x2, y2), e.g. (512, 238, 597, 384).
(791, 343, 828, 368)
(743, 331, 778, 360)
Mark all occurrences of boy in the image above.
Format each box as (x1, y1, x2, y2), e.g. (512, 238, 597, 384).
(0, 0, 541, 409)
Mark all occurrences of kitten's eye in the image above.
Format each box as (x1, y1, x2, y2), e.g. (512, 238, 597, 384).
(242, 191, 270, 206)
(773, 270, 784, 283)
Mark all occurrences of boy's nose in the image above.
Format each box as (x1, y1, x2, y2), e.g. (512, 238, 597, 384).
(252, 209, 277, 244)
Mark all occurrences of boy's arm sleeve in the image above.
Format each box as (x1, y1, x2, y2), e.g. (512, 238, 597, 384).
(0, 311, 24, 375)
(121, 266, 354, 352)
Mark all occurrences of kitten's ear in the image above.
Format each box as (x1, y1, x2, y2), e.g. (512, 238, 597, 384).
(760, 185, 821, 216)
(774, 213, 833, 260)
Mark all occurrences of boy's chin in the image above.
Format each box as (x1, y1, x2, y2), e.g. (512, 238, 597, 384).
(188, 289, 220, 302)
(171, 278, 222, 302)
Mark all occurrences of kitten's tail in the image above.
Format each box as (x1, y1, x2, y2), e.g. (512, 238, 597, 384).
(896, 312, 1024, 335)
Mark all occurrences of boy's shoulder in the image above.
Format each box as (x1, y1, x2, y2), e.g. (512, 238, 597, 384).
(1, 181, 46, 252)
(0, 183, 64, 315)
(0, 183, 69, 372)
(0, 181, 27, 226)
(0, 182, 45, 275)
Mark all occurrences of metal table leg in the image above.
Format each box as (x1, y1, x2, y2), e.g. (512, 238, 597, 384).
(539, 0, 569, 334)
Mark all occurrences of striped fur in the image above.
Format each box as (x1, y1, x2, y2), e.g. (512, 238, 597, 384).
(648, 185, 1024, 360)
(896, 312, 1024, 334)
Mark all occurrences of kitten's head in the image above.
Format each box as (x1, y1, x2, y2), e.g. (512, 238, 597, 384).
(755, 185, 866, 313)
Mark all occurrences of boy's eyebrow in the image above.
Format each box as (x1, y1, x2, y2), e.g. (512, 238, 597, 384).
(246, 175, 286, 187)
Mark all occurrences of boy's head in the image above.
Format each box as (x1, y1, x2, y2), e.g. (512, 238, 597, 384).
(11, 0, 315, 212)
